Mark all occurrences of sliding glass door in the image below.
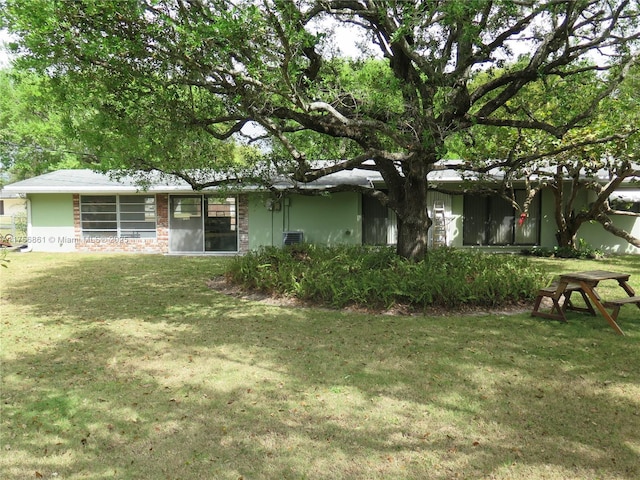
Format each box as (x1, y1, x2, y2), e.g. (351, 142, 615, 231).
(462, 191, 540, 246)
(169, 195, 238, 253)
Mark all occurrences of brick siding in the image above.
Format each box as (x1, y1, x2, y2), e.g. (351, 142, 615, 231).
(238, 194, 249, 253)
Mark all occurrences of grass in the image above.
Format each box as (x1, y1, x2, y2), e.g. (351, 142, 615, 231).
(1, 252, 639, 480)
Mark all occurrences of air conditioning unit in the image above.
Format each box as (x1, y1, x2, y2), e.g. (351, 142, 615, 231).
(283, 231, 303, 246)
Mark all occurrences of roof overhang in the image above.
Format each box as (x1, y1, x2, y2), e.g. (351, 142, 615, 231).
(2, 168, 379, 194)
(4, 163, 638, 195)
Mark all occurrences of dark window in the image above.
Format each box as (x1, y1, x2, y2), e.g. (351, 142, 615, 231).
(362, 195, 389, 245)
(204, 196, 238, 252)
(463, 191, 540, 246)
(609, 199, 640, 213)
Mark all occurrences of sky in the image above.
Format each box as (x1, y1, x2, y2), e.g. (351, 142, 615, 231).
(0, 30, 15, 67)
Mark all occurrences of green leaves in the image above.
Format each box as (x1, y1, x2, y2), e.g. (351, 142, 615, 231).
(227, 245, 545, 310)
(0, 68, 84, 180)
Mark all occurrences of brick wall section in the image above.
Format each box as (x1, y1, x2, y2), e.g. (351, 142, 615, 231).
(73, 193, 169, 254)
(238, 194, 249, 253)
(155, 194, 169, 252)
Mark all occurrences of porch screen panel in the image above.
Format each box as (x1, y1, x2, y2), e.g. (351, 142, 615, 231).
(362, 195, 389, 245)
(514, 191, 540, 245)
(463, 192, 540, 246)
(488, 197, 514, 245)
(463, 197, 488, 245)
(81, 195, 117, 237)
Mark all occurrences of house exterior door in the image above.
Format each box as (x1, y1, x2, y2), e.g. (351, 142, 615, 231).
(169, 196, 204, 252)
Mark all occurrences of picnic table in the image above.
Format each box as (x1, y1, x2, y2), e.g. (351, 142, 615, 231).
(531, 270, 640, 336)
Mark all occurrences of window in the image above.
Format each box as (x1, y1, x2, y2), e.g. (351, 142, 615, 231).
(172, 197, 202, 218)
(168, 195, 237, 252)
(609, 199, 640, 214)
(207, 196, 236, 231)
(81, 195, 156, 238)
(463, 191, 540, 246)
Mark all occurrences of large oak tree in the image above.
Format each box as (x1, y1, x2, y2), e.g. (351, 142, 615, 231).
(3, 0, 640, 260)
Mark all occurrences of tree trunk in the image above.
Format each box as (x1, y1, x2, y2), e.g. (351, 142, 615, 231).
(394, 161, 432, 262)
(552, 174, 582, 249)
(396, 213, 432, 261)
(555, 228, 578, 249)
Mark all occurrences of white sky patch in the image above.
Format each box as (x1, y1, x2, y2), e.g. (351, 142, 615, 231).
(309, 16, 379, 60)
(0, 30, 16, 68)
(331, 25, 373, 59)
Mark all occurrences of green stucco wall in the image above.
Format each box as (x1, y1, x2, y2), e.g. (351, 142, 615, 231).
(248, 192, 362, 249)
(26, 193, 76, 252)
(449, 194, 463, 247)
(30, 193, 74, 227)
(578, 216, 640, 254)
(539, 189, 558, 248)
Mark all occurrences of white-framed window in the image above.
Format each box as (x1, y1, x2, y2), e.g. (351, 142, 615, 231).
(80, 195, 157, 238)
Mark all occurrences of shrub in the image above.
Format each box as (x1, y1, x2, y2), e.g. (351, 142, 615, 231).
(522, 239, 603, 259)
(226, 245, 546, 310)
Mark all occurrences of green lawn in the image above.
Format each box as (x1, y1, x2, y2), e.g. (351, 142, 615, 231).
(1, 252, 639, 480)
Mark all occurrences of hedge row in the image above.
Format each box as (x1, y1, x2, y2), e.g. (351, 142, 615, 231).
(226, 245, 545, 310)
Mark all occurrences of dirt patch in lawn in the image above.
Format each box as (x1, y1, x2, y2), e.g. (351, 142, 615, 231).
(206, 275, 531, 317)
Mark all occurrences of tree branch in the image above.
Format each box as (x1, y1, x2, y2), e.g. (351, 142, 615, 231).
(596, 213, 640, 248)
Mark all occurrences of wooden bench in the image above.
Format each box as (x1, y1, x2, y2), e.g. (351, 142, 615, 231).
(603, 296, 640, 321)
(531, 281, 595, 322)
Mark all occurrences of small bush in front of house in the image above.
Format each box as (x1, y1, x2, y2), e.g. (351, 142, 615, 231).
(226, 245, 545, 310)
(522, 239, 603, 259)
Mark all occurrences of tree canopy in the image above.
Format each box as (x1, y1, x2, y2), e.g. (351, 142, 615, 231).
(3, 0, 640, 259)
(448, 62, 640, 249)
(0, 68, 84, 183)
